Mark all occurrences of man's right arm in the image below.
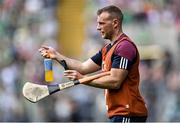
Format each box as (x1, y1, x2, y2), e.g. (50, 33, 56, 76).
(56, 54, 101, 74)
(39, 45, 101, 75)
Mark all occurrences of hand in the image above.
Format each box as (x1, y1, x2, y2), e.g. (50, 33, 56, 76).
(38, 45, 58, 59)
(64, 70, 83, 80)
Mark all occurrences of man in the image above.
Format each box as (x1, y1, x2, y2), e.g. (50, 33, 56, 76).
(39, 5, 148, 122)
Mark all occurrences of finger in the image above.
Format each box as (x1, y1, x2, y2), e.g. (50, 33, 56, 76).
(40, 51, 47, 55)
(64, 73, 75, 77)
(68, 78, 72, 80)
(38, 48, 42, 52)
(64, 72, 74, 76)
(71, 76, 77, 80)
(42, 53, 47, 57)
(39, 48, 47, 53)
(41, 52, 50, 58)
(64, 70, 76, 74)
(38, 48, 45, 52)
(41, 45, 50, 49)
(64, 72, 78, 77)
(39, 45, 49, 49)
(64, 75, 76, 80)
(40, 50, 46, 54)
(41, 45, 50, 50)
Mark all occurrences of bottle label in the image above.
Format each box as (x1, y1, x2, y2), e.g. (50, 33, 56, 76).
(44, 59, 53, 82)
(44, 59, 53, 70)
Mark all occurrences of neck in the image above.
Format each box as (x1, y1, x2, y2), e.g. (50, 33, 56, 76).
(110, 30, 123, 44)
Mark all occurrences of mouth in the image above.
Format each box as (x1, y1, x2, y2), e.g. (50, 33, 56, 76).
(100, 31, 105, 35)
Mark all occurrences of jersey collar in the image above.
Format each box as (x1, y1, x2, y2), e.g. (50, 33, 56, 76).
(110, 33, 125, 45)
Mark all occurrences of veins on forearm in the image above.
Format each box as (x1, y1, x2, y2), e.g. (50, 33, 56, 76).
(84, 76, 121, 89)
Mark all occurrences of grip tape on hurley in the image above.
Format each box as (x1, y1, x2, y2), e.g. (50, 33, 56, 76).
(48, 80, 80, 95)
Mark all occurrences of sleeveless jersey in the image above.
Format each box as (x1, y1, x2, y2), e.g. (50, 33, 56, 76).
(101, 34, 148, 118)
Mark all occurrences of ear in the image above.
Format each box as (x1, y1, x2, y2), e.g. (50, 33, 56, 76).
(112, 19, 119, 28)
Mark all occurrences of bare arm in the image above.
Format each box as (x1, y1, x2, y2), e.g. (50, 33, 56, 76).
(39, 46, 100, 74)
(64, 68, 128, 89)
(56, 53, 100, 74)
(84, 68, 128, 89)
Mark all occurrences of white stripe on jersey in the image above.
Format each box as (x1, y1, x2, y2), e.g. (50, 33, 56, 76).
(128, 118, 130, 123)
(122, 117, 125, 123)
(122, 58, 125, 68)
(119, 57, 128, 69)
(125, 58, 128, 69)
(119, 57, 123, 68)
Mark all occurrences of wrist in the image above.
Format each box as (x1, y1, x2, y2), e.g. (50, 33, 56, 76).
(54, 52, 62, 61)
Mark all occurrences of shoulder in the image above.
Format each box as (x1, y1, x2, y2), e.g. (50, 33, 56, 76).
(114, 40, 137, 61)
(116, 40, 136, 49)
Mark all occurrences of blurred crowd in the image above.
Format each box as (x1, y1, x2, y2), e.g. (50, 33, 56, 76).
(1, 0, 180, 122)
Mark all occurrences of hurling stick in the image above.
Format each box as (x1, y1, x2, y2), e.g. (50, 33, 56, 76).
(22, 71, 110, 103)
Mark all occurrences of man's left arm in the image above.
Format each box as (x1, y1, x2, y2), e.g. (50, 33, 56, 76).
(83, 68, 128, 89)
(84, 41, 137, 89)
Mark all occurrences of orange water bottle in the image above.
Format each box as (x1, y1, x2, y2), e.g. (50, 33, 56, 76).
(44, 58, 54, 82)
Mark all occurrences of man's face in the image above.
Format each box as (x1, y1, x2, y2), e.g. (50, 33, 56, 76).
(97, 12, 114, 40)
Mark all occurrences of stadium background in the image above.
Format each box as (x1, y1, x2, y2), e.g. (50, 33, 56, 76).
(0, 0, 180, 122)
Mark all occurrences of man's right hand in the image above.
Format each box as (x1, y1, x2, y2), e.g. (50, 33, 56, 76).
(38, 46, 59, 59)
(64, 70, 84, 80)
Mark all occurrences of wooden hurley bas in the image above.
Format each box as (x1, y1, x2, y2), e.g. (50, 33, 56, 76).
(22, 71, 110, 103)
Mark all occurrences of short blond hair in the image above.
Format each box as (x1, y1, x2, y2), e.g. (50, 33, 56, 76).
(97, 5, 123, 24)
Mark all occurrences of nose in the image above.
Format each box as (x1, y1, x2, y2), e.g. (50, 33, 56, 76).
(96, 24, 100, 31)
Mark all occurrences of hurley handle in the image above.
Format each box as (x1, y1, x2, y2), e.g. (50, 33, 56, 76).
(48, 71, 111, 94)
(22, 71, 111, 103)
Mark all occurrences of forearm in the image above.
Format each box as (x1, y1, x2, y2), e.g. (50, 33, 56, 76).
(39, 46, 92, 74)
(54, 52, 100, 74)
(84, 75, 122, 89)
(55, 52, 85, 73)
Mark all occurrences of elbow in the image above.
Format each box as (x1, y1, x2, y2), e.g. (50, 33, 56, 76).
(113, 83, 121, 89)
(112, 80, 122, 89)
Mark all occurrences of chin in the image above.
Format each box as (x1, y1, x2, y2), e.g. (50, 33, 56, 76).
(101, 36, 105, 39)
(101, 35, 106, 39)
(103, 36, 110, 40)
